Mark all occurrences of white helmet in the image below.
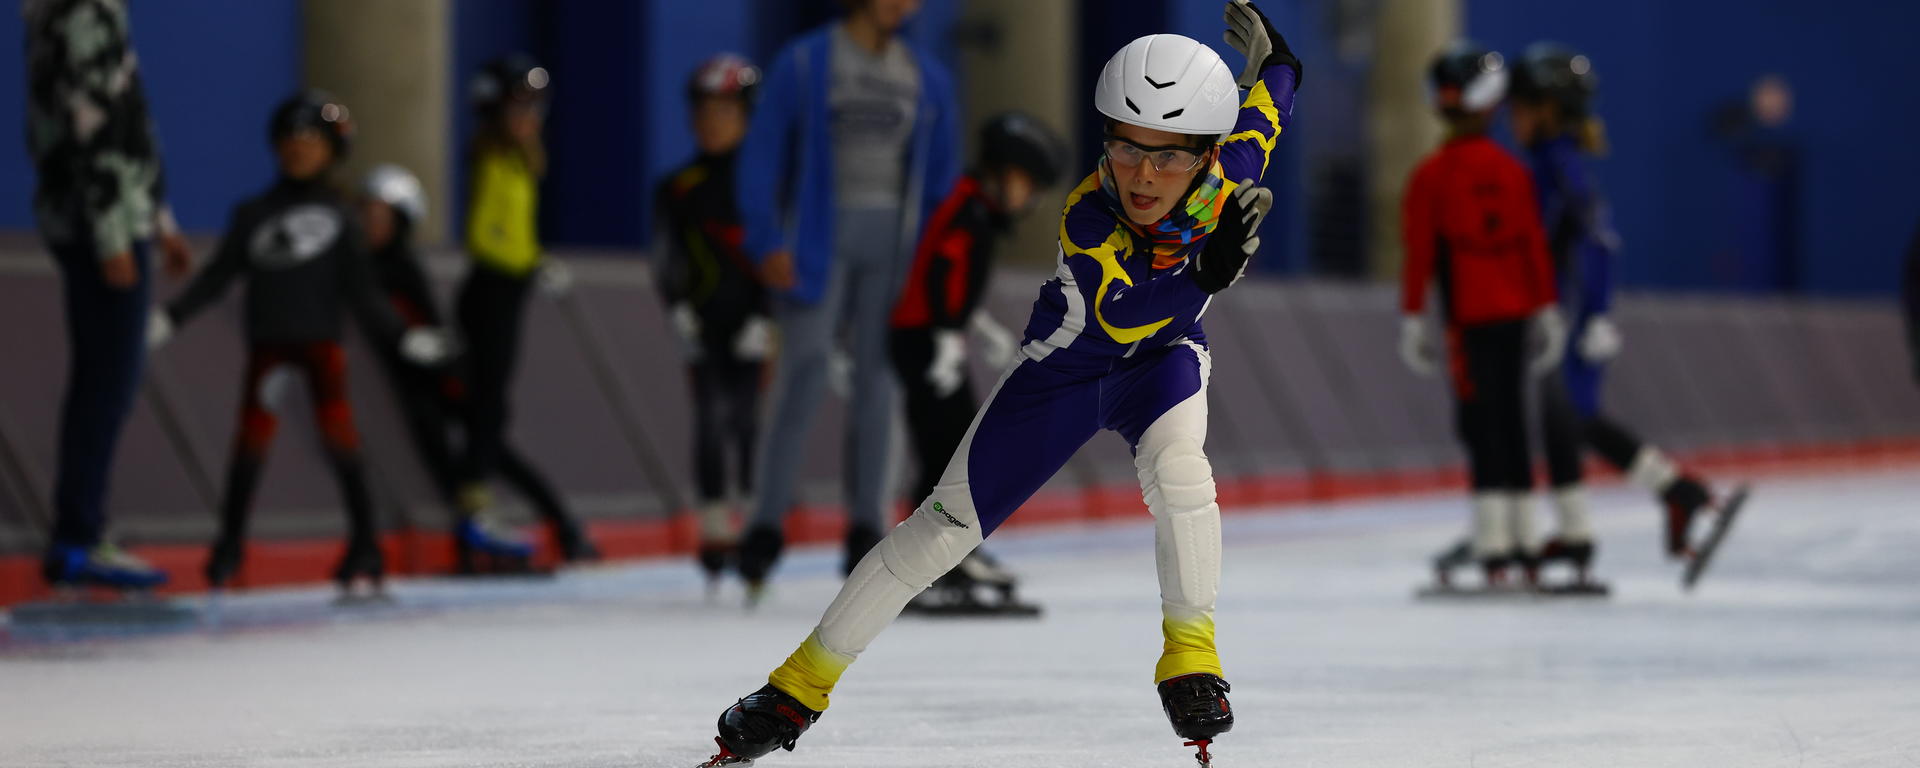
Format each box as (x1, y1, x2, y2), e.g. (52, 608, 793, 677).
(362, 163, 427, 224)
(1095, 34, 1240, 138)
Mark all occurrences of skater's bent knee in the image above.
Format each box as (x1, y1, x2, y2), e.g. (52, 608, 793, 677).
(879, 504, 981, 589)
(1138, 436, 1216, 517)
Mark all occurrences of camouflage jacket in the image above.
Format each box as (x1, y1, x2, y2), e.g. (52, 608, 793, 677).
(23, 0, 175, 260)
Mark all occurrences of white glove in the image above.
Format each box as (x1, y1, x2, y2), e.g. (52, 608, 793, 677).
(1398, 315, 1436, 377)
(927, 329, 967, 398)
(968, 313, 1019, 369)
(734, 315, 773, 361)
(537, 259, 574, 297)
(1529, 305, 1568, 377)
(1578, 315, 1623, 363)
(400, 326, 455, 366)
(146, 309, 174, 351)
(669, 303, 702, 361)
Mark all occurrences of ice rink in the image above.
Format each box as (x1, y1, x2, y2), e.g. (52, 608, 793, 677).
(4, 467, 1917, 768)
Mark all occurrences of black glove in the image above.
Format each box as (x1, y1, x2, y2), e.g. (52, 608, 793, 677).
(1223, 0, 1302, 90)
(1190, 179, 1272, 295)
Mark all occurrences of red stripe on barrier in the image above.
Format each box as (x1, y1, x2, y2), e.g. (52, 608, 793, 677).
(5, 436, 1919, 608)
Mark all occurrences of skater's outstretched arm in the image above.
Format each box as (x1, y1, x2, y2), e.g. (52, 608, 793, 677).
(1218, 0, 1299, 186)
(165, 204, 250, 328)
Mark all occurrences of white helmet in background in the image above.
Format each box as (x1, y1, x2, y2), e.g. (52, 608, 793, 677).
(1095, 34, 1240, 139)
(363, 163, 428, 224)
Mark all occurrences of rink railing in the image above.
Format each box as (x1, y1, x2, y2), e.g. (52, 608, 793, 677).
(2, 249, 1917, 603)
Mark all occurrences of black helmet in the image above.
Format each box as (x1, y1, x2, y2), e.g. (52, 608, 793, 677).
(1429, 40, 1508, 114)
(979, 112, 1068, 188)
(1512, 42, 1598, 118)
(687, 53, 761, 105)
(268, 89, 353, 156)
(471, 53, 550, 113)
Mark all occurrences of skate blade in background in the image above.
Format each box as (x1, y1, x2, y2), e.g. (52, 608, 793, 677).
(1413, 582, 1610, 601)
(6, 597, 200, 639)
(1683, 484, 1752, 592)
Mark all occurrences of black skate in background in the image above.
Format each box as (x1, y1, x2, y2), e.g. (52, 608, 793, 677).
(1683, 484, 1750, 591)
(902, 550, 1041, 618)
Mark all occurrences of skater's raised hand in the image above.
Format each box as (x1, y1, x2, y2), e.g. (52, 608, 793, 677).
(1223, 0, 1302, 89)
(1190, 179, 1271, 294)
(1528, 305, 1568, 377)
(1398, 315, 1437, 377)
(1578, 315, 1623, 363)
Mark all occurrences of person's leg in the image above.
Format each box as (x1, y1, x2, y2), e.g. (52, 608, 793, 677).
(744, 266, 845, 533)
(299, 343, 380, 554)
(1451, 325, 1513, 564)
(726, 358, 763, 498)
(690, 361, 729, 506)
(766, 356, 1100, 712)
(1474, 322, 1536, 558)
(455, 270, 529, 498)
(1104, 342, 1223, 684)
(206, 345, 286, 585)
(839, 210, 906, 541)
(1539, 368, 1593, 543)
(46, 241, 152, 574)
(373, 347, 464, 512)
(889, 327, 947, 511)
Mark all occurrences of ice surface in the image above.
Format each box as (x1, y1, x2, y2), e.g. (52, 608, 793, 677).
(3, 468, 1918, 767)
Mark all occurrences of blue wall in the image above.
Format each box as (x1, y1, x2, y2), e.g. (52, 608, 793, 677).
(0, 0, 302, 233)
(1468, 0, 1920, 297)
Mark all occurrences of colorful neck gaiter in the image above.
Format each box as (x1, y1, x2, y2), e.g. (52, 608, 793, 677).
(1100, 157, 1228, 268)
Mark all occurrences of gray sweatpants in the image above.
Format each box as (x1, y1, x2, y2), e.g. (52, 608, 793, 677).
(750, 207, 904, 534)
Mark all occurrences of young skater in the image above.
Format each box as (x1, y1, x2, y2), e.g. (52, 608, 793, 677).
(889, 111, 1067, 615)
(454, 53, 576, 573)
(1508, 43, 1738, 584)
(654, 54, 773, 586)
(149, 91, 448, 595)
(359, 164, 599, 566)
(696, 3, 1297, 765)
(1397, 42, 1564, 588)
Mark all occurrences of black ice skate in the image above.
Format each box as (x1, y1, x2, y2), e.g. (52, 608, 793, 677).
(1682, 484, 1750, 592)
(333, 536, 391, 606)
(736, 526, 784, 607)
(1158, 673, 1232, 767)
(1533, 538, 1610, 597)
(1661, 475, 1714, 559)
(695, 684, 821, 766)
(903, 549, 1041, 617)
(204, 534, 246, 589)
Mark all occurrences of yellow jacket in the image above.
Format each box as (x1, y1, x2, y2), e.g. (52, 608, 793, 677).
(466, 146, 541, 276)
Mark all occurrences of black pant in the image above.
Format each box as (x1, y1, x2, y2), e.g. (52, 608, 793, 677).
(1540, 371, 1645, 488)
(1451, 321, 1532, 492)
(689, 356, 762, 504)
(47, 239, 151, 554)
(889, 328, 979, 507)
(370, 344, 571, 527)
(455, 267, 532, 486)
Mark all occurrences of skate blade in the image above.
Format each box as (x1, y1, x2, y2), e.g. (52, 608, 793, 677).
(1414, 582, 1609, 601)
(1185, 738, 1214, 768)
(333, 590, 397, 608)
(901, 601, 1042, 618)
(8, 599, 199, 628)
(1682, 484, 1751, 592)
(695, 737, 754, 767)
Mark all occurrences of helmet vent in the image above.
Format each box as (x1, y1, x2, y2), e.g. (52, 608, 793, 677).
(1124, 97, 1142, 115)
(1144, 74, 1176, 90)
(1161, 108, 1184, 120)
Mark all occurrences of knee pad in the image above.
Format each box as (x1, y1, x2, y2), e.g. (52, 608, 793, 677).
(878, 499, 983, 590)
(1137, 435, 1216, 520)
